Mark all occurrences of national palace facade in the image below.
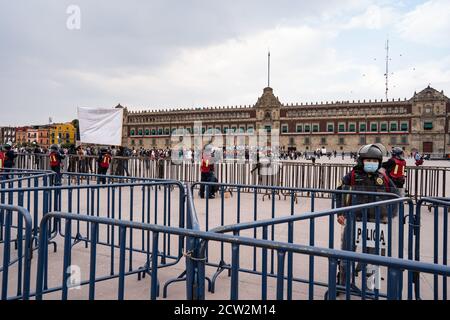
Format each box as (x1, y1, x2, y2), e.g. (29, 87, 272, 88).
(120, 85, 450, 154)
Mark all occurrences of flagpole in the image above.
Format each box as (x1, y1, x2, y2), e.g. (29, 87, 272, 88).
(268, 51, 270, 87)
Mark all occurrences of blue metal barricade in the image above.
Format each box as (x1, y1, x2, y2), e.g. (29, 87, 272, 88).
(414, 197, 450, 300)
(34, 209, 203, 300)
(31, 207, 450, 300)
(0, 179, 187, 293)
(1, 173, 449, 300)
(0, 169, 53, 185)
(183, 187, 450, 300)
(0, 204, 33, 300)
(188, 182, 410, 295)
(200, 193, 413, 299)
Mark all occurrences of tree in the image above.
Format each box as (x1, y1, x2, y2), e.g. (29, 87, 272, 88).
(61, 143, 75, 150)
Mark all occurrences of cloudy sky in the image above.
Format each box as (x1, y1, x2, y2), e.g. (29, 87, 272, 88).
(1, 0, 450, 126)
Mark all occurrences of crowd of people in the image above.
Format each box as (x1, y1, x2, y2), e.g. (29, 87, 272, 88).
(279, 147, 424, 163)
(13, 144, 172, 160)
(0, 140, 429, 182)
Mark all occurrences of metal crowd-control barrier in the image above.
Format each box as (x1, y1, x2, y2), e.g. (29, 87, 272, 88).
(163, 182, 409, 298)
(0, 172, 54, 244)
(0, 204, 33, 300)
(32, 207, 208, 300)
(191, 182, 415, 299)
(208, 198, 414, 300)
(414, 197, 450, 300)
(0, 178, 187, 292)
(0, 186, 449, 300)
(184, 187, 450, 300)
(0, 168, 53, 184)
(406, 167, 449, 200)
(35, 212, 171, 300)
(30, 207, 450, 300)
(14, 153, 450, 199)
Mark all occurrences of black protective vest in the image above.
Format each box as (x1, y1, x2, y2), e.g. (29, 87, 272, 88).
(341, 170, 396, 222)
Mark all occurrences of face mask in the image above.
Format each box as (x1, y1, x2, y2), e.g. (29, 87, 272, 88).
(363, 162, 378, 173)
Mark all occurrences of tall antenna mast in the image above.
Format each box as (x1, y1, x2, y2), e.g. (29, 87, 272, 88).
(268, 51, 271, 87)
(385, 38, 389, 100)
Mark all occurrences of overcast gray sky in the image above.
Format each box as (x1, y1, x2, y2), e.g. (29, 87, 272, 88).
(1, 0, 449, 126)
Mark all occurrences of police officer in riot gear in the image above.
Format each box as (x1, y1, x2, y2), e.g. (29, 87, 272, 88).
(199, 143, 215, 199)
(336, 144, 399, 289)
(3, 143, 17, 180)
(49, 144, 65, 186)
(382, 147, 406, 193)
(0, 145, 5, 178)
(97, 147, 112, 184)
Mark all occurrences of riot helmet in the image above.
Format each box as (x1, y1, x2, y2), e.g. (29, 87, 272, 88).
(391, 147, 404, 160)
(357, 144, 383, 168)
(50, 144, 58, 151)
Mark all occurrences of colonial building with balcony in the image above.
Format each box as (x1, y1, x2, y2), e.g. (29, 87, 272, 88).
(120, 86, 449, 154)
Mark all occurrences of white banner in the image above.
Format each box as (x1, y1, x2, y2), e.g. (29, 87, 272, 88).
(78, 107, 123, 146)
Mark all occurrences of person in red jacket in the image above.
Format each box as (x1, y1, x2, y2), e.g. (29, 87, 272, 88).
(49, 145, 65, 186)
(199, 145, 215, 199)
(414, 151, 424, 166)
(97, 147, 111, 184)
(2, 143, 16, 180)
(381, 147, 406, 191)
(0, 145, 5, 178)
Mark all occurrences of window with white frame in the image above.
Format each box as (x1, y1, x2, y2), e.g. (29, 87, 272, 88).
(390, 122, 398, 132)
(312, 123, 319, 133)
(327, 123, 334, 133)
(400, 122, 408, 132)
(304, 124, 311, 133)
(371, 122, 378, 132)
(348, 123, 356, 132)
(359, 122, 367, 132)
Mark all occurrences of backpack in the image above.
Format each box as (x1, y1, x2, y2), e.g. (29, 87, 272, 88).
(100, 154, 111, 168)
(389, 158, 406, 180)
(49, 152, 60, 167)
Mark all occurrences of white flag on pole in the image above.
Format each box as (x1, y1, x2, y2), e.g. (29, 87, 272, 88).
(78, 107, 123, 146)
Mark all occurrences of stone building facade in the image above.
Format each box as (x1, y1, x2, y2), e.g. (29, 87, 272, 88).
(15, 127, 29, 146)
(37, 127, 51, 149)
(121, 86, 450, 154)
(1, 127, 16, 145)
